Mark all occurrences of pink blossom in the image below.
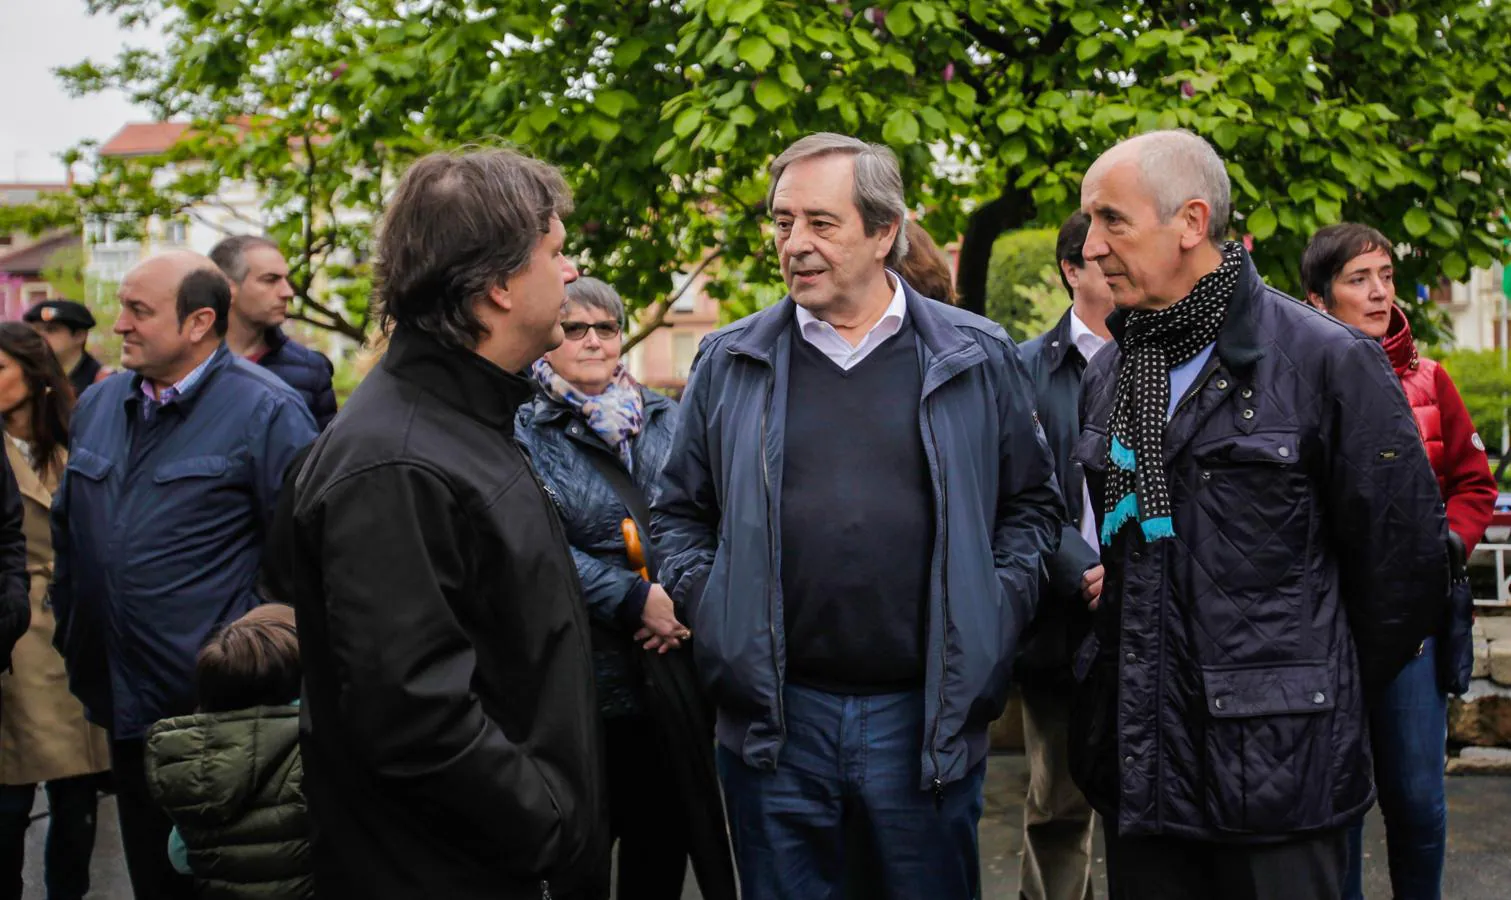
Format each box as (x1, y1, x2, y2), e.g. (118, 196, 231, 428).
(943, 62, 955, 82)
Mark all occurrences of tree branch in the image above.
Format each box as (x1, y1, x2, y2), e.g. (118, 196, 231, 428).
(955, 187, 1033, 316)
(623, 246, 725, 352)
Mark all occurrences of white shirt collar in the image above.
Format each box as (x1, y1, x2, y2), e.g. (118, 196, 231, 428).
(1068, 309, 1110, 362)
(793, 270, 908, 370)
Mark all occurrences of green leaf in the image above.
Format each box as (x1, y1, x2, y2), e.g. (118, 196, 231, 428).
(753, 78, 787, 111)
(1337, 109, 1364, 131)
(887, 3, 916, 37)
(1403, 207, 1432, 238)
(853, 28, 881, 54)
(738, 36, 774, 70)
(1002, 137, 1029, 167)
(920, 106, 947, 132)
(594, 90, 636, 117)
(1310, 11, 1343, 35)
(672, 106, 702, 138)
(1077, 37, 1102, 62)
(997, 109, 1025, 134)
(882, 109, 920, 145)
(767, 26, 791, 49)
(1252, 74, 1275, 102)
(729, 105, 756, 127)
(1443, 252, 1468, 281)
(1248, 206, 1277, 240)
(1070, 11, 1099, 36)
(779, 63, 804, 90)
(727, 0, 763, 24)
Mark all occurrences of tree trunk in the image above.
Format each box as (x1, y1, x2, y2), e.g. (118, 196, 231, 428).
(955, 187, 1033, 316)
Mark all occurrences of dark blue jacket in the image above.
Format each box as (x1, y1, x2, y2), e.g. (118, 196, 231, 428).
(651, 284, 1063, 790)
(516, 386, 678, 717)
(1016, 311, 1103, 689)
(51, 344, 318, 739)
(1070, 251, 1449, 842)
(259, 328, 337, 431)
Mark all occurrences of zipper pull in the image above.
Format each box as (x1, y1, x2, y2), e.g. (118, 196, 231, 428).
(933, 777, 944, 809)
(540, 879, 553, 900)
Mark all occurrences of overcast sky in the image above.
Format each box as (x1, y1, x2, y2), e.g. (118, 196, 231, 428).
(0, 0, 166, 182)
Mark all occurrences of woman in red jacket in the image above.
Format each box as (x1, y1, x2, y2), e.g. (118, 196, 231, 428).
(1303, 223, 1496, 900)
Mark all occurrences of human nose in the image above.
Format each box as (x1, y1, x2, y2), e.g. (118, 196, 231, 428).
(113, 312, 131, 335)
(278, 278, 295, 300)
(561, 257, 580, 284)
(1082, 226, 1110, 262)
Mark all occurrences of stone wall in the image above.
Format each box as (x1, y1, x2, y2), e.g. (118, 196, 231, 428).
(1448, 615, 1511, 772)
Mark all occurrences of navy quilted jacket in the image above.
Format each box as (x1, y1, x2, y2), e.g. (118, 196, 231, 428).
(259, 329, 337, 431)
(1070, 249, 1450, 843)
(516, 387, 678, 717)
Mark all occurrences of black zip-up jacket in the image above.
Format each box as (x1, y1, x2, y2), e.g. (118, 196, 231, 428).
(282, 328, 608, 899)
(1015, 310, 1103, 690)
(1069, 250, 1449, 844)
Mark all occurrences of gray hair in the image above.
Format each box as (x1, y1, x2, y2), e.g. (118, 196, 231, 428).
(564, 276, 625, 324)
(1120, 129, 1232, 243)
(767, 132, 909, 267)
(209, 234, 281, 285)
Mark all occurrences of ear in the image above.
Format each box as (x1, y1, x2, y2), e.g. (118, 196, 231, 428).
(1305, 291, 1328, 312)
(1060, 259, 1081, 292)
(185, 307, 219, 343)
(1177, 199, 1212, 251)
(875, 219, 901, 262)
(486, 281, 512, 313)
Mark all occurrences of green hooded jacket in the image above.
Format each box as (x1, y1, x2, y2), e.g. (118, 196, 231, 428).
(145, 705, 312, 899)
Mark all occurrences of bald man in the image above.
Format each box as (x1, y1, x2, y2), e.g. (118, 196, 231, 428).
(50, 251, 317, 899)
(1068, 130, 1449, 898)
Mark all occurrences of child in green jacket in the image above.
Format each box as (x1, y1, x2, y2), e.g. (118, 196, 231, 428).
(145, 603, 311, 900)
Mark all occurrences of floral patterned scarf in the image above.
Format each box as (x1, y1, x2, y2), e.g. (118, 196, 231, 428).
(532, 358, 646, 471)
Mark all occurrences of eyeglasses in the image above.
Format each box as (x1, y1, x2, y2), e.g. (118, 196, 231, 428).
(561, 321, 622, 341)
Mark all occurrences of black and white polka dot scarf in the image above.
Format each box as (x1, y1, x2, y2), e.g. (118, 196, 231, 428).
(1102, 241, 1244, 545)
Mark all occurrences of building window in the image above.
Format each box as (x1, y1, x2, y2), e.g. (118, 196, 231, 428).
(670, 272, 697, 313)
(163, 219, 188, 245)
(672, 331, 697, 380)
(23, 284, 49, 303)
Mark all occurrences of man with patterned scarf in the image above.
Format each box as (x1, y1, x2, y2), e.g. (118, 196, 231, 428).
(1068, 130, 1450, 899)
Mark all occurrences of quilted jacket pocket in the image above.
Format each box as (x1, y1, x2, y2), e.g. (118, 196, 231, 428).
(1200, 661, 1337, 834)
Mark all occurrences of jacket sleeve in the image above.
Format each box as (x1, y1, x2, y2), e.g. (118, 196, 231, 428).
(311, 353, 338, 431)
(313, 463, 567, 872)
(251, 396, 319, 531)
(1043, 523, 1101, 602)
(1328, 337, 1451, 693)
(1432, 365, 1496, 553)
(649, 348, 720, 617)
(0, 450, 29, 666)
(991, 340, 1066, 646)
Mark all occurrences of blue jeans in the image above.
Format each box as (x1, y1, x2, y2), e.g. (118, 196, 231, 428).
(716, 684, 985, 900)
(1344, 638, 1447, 900)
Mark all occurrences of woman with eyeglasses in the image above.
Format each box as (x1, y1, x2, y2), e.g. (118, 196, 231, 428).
(515, 276, 693, 900)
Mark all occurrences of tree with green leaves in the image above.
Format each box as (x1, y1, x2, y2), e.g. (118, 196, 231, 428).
(24, 0, 1511, 346)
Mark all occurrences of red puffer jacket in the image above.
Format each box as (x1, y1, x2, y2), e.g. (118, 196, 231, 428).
(1382, 305, 1498, 551)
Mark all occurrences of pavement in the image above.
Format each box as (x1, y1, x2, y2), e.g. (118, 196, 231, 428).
(21, 753, 1511, 898)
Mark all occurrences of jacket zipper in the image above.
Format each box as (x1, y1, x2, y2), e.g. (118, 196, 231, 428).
(540, 879, 552, 899)
(926, 402, 948, 805)
(759, 375, 786, 744)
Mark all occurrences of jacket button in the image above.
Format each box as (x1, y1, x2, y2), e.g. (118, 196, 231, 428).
(1278, 447, 1290, 458)
(1215, 379, 1229, 389)
(1240, 387, 1253, 399)
(1124, 755, 1135, 767)
(1130, 550, 1144, 562)
(1125, 652, 1137, 664)
(1201, 470, 1211, 480)
(1312, 692, 1326, 704)
(1214, 697, 1226, 711)
(1242, 409, 1255, 420)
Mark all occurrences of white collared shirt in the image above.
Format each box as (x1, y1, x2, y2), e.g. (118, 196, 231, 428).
(793, 271, 907, 370)
(1070, 311, 1110, 552)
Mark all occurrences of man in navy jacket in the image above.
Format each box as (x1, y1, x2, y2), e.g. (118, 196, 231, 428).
(210, 235, 338, 429)
(51, 251, 317, 899)
(652, 133, 1062, 899)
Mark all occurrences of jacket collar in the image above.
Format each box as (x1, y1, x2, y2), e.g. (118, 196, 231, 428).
(727, 278, 983, 379)
(1106, 246, 1267, 376)
(382, 327, 534, 432)
(528, 382, 671, 428)
(1040, 309, 1079, 372)
(262, 326, 290, 355)
(1381, 305, 1418, 375)
(3, 438, 52, 508)
(124, 342, 234, 417)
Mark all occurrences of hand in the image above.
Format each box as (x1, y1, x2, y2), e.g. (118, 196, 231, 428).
(634, 583, 690, 655)
(1082, 565, 1105, 611)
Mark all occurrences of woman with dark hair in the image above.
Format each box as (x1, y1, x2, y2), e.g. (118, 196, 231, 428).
(0, 322, 110, 900)
(898, 221, 956, 304)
